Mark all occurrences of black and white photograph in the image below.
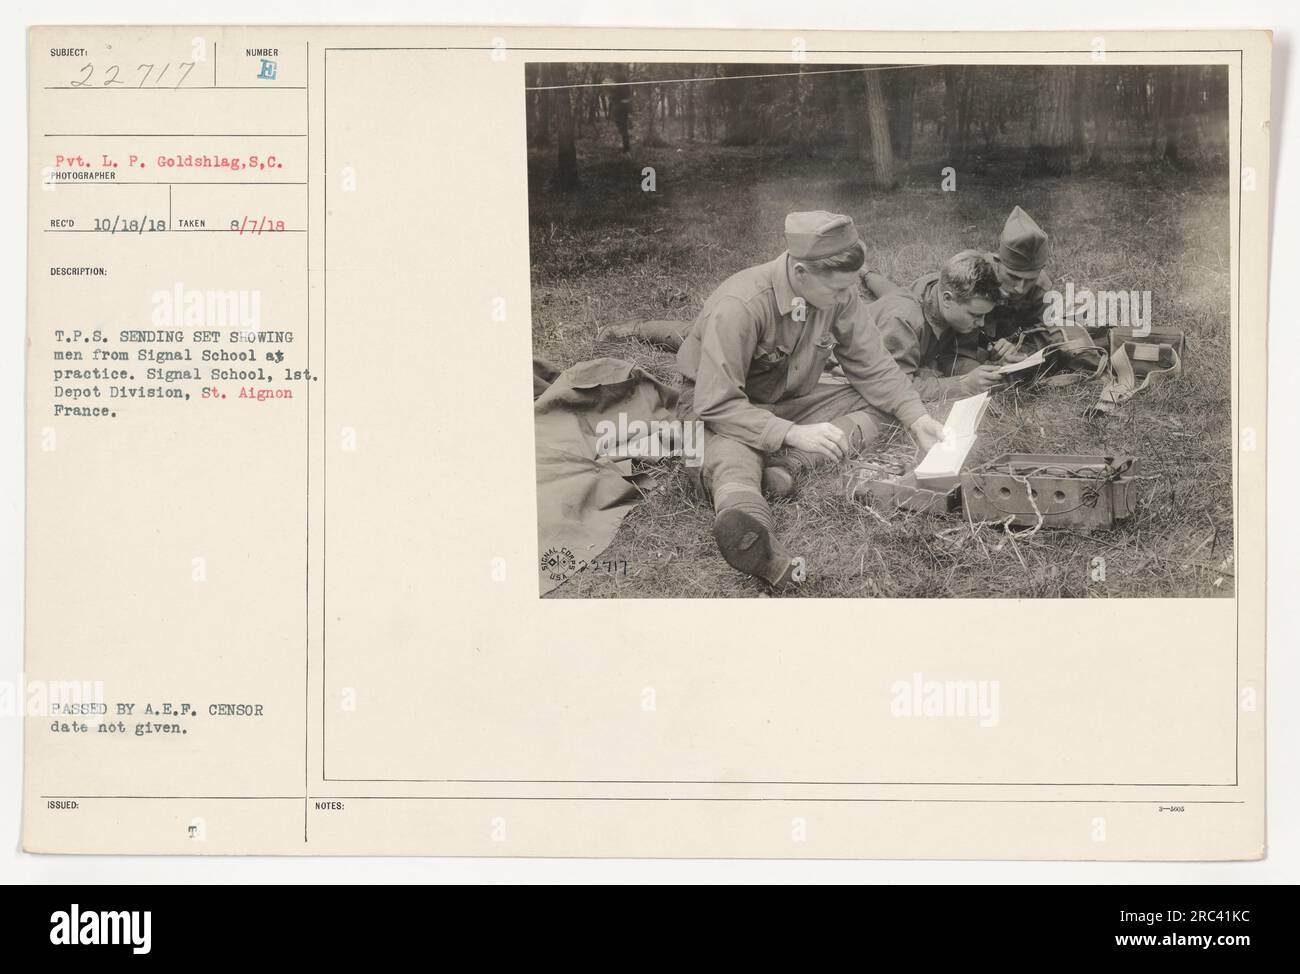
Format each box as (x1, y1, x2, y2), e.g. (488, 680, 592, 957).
(528, 62, 1233, 598)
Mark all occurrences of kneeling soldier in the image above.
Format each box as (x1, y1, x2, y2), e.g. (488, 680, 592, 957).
(676, 211, 945, 589)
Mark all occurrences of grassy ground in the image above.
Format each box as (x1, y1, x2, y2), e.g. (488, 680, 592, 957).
(529, 138, 1234, 598)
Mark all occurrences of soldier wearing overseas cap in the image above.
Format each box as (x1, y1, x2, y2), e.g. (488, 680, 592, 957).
(675, 210, 945, 590)
(981, 205, 1055, 360)
(861, 205, 1055, 366)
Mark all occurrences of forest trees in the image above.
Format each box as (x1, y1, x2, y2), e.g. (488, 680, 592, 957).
(524, 63, 1228, 190)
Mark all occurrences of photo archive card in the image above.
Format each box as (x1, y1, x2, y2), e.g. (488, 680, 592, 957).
(24, 25, 1269, 858)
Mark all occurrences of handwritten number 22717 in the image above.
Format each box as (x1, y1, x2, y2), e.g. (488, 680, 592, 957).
(70, 62, 198, 89)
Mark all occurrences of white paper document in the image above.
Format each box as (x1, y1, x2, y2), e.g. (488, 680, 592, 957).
(914, 391, 989, 488)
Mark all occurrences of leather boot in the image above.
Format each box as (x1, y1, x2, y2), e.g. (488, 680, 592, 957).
(595, 318, 644, 343)
(761, 463, 797, 500)
(712, 493, 801, 589)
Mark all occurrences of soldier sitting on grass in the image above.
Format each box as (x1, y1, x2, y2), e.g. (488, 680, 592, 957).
(674, 210, 946, 591)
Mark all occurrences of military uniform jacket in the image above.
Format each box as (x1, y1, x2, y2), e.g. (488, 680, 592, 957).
(874, 273, 978, 400)
(981, 255, 1054, 342)
(677, 253, 926, 452)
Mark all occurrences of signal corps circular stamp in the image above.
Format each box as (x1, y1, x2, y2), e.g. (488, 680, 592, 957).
(540, 546, 577, 582)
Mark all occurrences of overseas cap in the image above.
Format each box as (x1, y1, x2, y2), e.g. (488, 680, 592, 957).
(785, 211, 860, 261)
(998, 206, 1050, 273)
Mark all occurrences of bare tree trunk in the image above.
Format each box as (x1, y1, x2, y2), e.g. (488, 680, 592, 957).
(720, 64, 759, 145)
(1088, 68, 1114, 167)
(704, 73, 715, 140)
(862, 70, 898, 189)
(837, 72, 863, 159)
(943, 67, 974, 162)
(646, 84, 659, 143)
(942, 67, 960, 160)
(794, 64, 808, 151)
(1175, 66, 1202, 163)
(529, 63, 551, 147)
(1153, 66, 1178, 165)
(526, 69, 547, 147)
(685, 65, 696, 141)
(546, 63, 579, 189)
(885, 70, 915, 162)
(611, 64, 631, 154)
(957, 72, 975, 159)
(1070, 66, 1086, 154)
(586, 90, 598, 125)
(1027, 66, 1074, 175)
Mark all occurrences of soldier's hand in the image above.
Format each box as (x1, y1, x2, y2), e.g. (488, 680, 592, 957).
(784, 422, 849, 461)
(908, 414, 945, 454)
(990, 338, 1026, 363)
(960, 364, 1006, 394)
